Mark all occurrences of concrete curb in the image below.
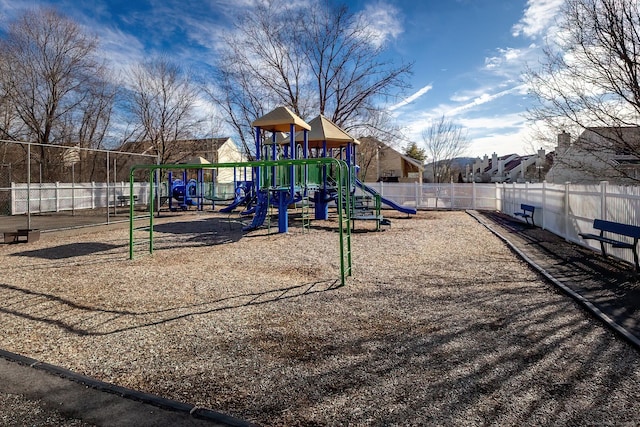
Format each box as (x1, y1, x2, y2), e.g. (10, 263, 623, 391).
(0, 348, 257, 427)
(467, 210, 640, 351)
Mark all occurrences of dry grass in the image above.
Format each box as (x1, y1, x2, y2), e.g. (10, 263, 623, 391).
(2, 210, 640, 426)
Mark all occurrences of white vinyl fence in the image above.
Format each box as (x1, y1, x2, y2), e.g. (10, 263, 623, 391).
(363, 181, 500, 210)
(374, 180, 640, 268)
(6, 178, 640, 267)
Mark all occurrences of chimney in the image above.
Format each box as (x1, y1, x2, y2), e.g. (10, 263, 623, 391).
(557, 131, 570, 153)
(498, 159, 504, 176)
(492, 153, 498, 171)
(537, 147, 545, 159)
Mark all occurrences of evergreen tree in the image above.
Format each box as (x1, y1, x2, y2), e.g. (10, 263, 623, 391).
(405, 142, 426, 162)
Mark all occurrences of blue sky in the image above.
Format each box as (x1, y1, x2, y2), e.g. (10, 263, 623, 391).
(0, 0, 564, 158)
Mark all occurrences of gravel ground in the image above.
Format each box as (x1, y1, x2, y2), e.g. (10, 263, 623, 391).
(1, 209, 640, 426)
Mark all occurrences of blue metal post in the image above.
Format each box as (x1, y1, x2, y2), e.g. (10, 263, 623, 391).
(271, 132, 277, 184)
(168, 171, 173, 211)
(322, 141, 327, 191)
(182, 170, 188, 209)
(302, 129, 308, 196)
(315, 139, 330, 220)
(278, 189, 288, 233)
(198, 168, 204, 210)
(254, 126, 261, 190)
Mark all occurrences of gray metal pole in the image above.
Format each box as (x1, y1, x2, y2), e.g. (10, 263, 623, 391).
(27, 143, 31, 229)
(106, 151, 110, 223)
(71, 163, 75, 216)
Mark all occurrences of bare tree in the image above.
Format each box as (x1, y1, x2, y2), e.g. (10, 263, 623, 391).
(127, 58, 202, 164)
(0, 8, 114, 179)
(422, 116, 469, 183)
(525, 0, 640, 181)
(209, 0, 412, 158)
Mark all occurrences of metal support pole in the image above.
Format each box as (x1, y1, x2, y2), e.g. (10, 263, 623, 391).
(27, 143, 31, 229)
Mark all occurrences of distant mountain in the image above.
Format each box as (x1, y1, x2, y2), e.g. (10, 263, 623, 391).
(424, 157, 477, 168)
(450, 157, 477, 169)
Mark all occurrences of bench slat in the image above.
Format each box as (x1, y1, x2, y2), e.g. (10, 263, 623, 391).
(581, 219, 640, 270)
(593, 219, 640, 239)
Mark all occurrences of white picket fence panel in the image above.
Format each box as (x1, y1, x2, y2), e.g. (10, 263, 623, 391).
(372, 180, 640, 268)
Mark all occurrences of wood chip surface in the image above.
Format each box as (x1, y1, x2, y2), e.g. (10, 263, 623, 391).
(2, 210, 640, 426)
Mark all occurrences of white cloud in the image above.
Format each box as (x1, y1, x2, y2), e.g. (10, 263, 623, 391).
(512, 0, 563, 38)
(468, 131, 530, 157)
(388, 84, 433, 111)
(445, 85, 526, 118)
(355, 1, 403, 48)
(485, 47, 524, 69)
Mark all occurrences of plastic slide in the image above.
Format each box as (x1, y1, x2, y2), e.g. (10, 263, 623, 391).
(219, 192, 252, 213)
(242, 191, 269, 231)
(355, 179, 417, 215)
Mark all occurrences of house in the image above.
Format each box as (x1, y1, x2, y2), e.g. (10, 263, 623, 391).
(546, 128, 640, 185)
(356, 136, 424, 183)
(465, 149, 552, 183)
(117, 137, 246, 183)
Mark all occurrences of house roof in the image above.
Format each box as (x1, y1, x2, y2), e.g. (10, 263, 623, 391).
(482, 154, 520, 173)
(179, 156, 211, 165)
(360, 136, 424, 171)
(119, 137, 232, 156)
(252, 106, 311, 132)
(584, 126, 640, 139)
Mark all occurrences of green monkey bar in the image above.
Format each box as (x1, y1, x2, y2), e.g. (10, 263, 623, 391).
(128, 158, 352, 286)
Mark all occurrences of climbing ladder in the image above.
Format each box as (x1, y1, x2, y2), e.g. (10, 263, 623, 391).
(300, 194, 311, 232)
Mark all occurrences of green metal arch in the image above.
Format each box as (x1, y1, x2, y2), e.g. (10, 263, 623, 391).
(128, 158, 352, 286)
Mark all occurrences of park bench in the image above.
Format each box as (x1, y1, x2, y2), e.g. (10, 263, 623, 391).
(3, 228, 40, 244)
(579, 219, 640, 270)
(514, 203, 536, 226)
(117, 195, 138, 207)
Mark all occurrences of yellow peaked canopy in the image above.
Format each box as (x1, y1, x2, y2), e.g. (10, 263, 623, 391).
(252, 106, 311, 133)
(281, 114, 359, 149)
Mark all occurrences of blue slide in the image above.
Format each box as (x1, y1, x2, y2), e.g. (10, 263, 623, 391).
(355, 179, 417, 215)
(242, 191, 269, 231)
(219, 192, 252, 213)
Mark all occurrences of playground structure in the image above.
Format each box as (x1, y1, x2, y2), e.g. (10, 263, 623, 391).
(241, 108, 416, 232)
(163, 156, 249, 212)
(152, 107, 416, 233)
(167, 173, 200, 211)
(128, 106, 417, 286)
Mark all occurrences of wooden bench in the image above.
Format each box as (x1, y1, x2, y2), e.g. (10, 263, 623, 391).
(117, 195, 138, 207)
(514, 203, 536, 226)
(579, 219, 640, 270)
(3, 228, 40, 244)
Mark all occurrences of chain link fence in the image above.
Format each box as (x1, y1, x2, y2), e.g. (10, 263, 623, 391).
(0, 140, 157, 233)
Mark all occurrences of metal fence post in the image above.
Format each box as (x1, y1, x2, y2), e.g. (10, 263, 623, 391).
(11, 182, 15, 215)
(27, 142, 31, 229)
